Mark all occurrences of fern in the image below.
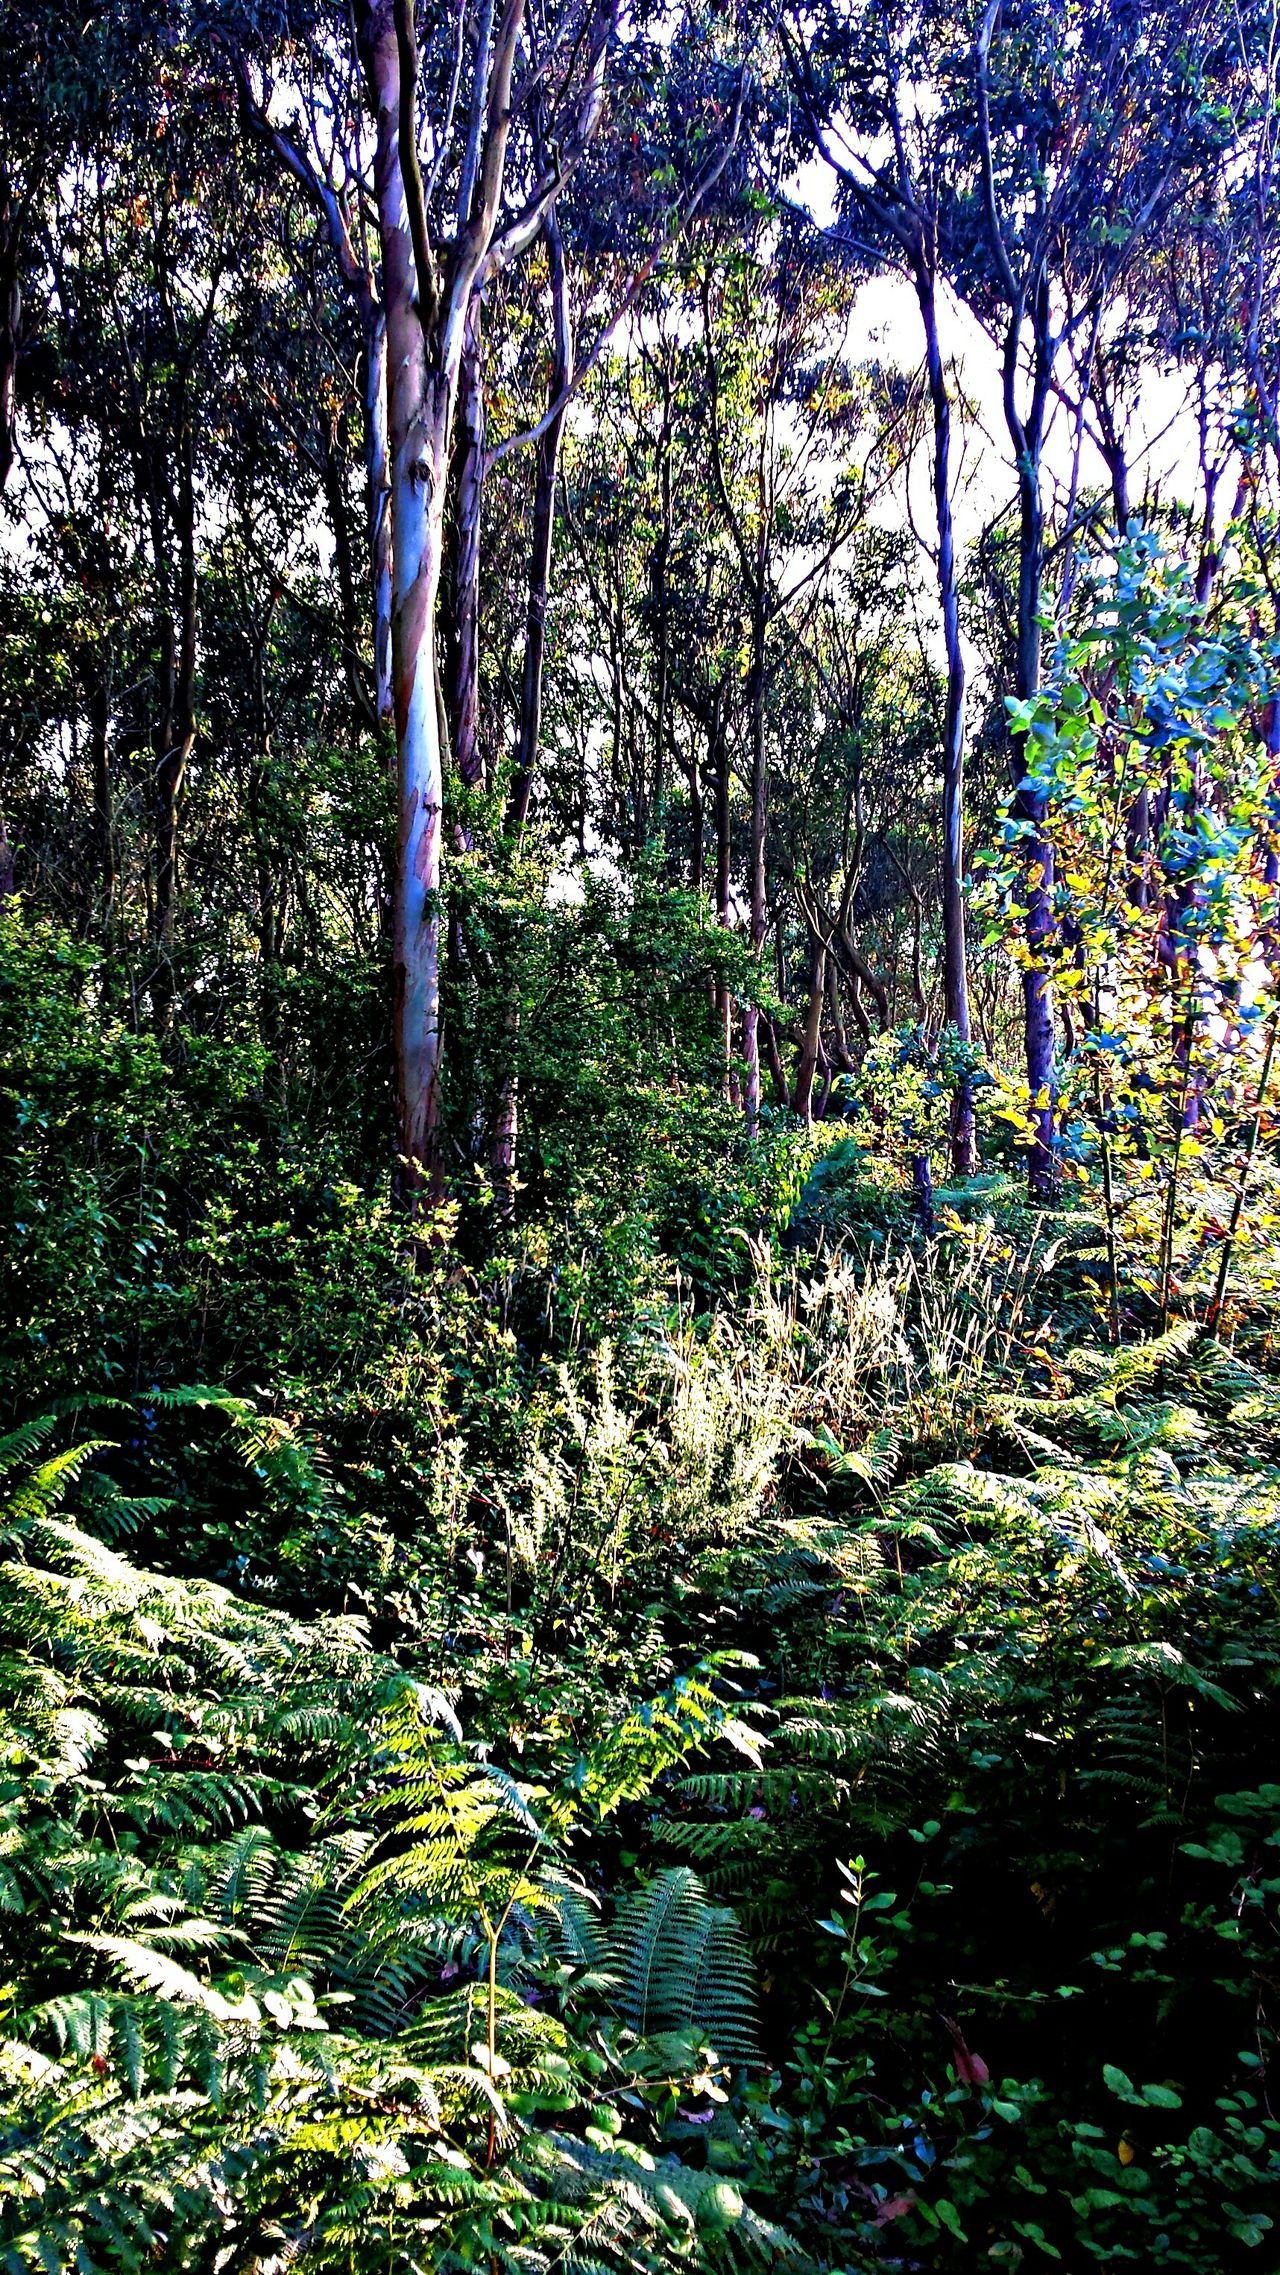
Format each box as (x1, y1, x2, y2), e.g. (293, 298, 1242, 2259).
(608, 1868, 759, 2060)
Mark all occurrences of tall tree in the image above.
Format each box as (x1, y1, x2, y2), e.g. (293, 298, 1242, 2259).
(782, 0, 979, 1171)
(352, 0, 615, 1212)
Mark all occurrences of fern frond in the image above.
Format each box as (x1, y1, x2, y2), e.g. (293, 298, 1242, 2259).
(608, 1868, 759, 2059)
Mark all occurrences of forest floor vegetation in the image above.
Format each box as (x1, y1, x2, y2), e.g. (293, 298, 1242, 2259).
(4, 912, 1280, 2271)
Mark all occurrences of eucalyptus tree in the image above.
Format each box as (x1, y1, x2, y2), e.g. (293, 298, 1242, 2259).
(781, 0, 979, 1169)
(265, 0, 616, 1208)
(784, 0, 1236, 1193)
(966, 0, 1238, 1191)
(213, 0, 764, 1215)
(693, 224, 892, 1127)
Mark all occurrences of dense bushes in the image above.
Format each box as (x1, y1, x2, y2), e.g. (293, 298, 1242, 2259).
(5, 912, 1280, 2267)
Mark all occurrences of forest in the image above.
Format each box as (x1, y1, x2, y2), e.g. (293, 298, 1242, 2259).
(4, 0, 1280, 2265)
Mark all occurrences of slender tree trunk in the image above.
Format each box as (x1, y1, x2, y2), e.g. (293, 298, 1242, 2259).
(448, 294, 485, 793)
(1164, 757, 1206, 1132)
(815, 1036, 834, 1122)
(509, 208, 572, 833)
(0, 181, 19, 894)
(846, 968, 870, 1044)
(826, 954, 854, 1074)
(652, 364, 672, 830)
(153, 436, 197, 974)
(711, 702, 737, 1101)
(792, 931, 826, 1126)
(763, 1012, 788, 1105)
(828, 915, 889, 1031)
(712, 707, 731, 917)
(0, 176, 19, 496)
(1127, 785, 1152, 908)
(442, 296, 486, 1193)
(492, 213, 574, 1211)
(919, 264, 974, 1174)
(1095, 378, 1130, 533)
(912, 1143, 936, 1236)
(364, 310, 394, 735)
(741, 573, 768, 1135)
(359, 0, 610, 1214)
(1007, 307, 1055, 1200)
(90, 655, 115, 933)
(86, 455, 117, 936)
(609, 602, 623, 836)
(363, 3, 449, 1209)
(685, 735, 704, 895)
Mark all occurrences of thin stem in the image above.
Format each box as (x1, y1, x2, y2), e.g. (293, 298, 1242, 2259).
(1206, 1003, 1280, 1336)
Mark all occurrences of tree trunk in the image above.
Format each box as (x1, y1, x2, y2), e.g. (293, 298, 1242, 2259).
(711, 716, 729, 924)
(826, 953, 854, 1074)
(494, 211, 573, 1211)
(741, 572, 768, 1136)
(651, 361, 672, 831)
(153, 435, 198, 976)
(919, 264, 974, 1175)
(508, 207, 572, 834)
(357, 0, 611, 1214)
(447, 294, 484, 793)
(90, 655, 115, 934)
(815, 1036, 834, 1122)
(1008, 298, 1055, 1201)
(363, 2, 449, 1210)
(364, 310, 394, 736)
(0, 176, 19, 496)
(1095, 371, 1130, 533)
(763, 1012, 788, 1105)
(912, 1143, 936, 1236)
(792, 931, 826, 1126)
(1127, 785, 1152, 908)
(685, 731, 704, 895)
(710, 703, 738, 1104)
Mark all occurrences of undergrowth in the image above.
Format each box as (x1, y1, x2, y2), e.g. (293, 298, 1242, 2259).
(4, 1175, 1280, 2270)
